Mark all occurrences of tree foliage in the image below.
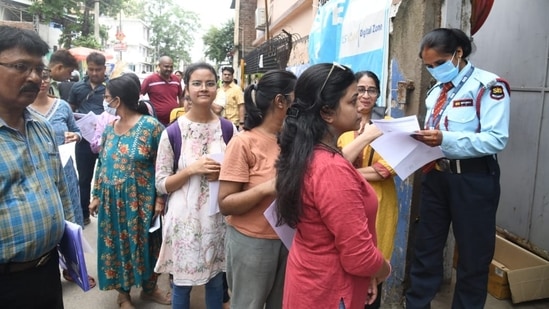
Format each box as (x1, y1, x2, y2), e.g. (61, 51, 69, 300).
(202, 19, 235, 65)
(29, 0, 135, 48)
(29, 0, 198, 65)
(140, 0, 199, 64)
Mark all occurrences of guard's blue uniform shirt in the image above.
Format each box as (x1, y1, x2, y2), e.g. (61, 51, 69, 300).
(424, 61, 511, 159)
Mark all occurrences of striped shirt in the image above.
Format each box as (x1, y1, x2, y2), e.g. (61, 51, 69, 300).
(0, 110, 68, 263)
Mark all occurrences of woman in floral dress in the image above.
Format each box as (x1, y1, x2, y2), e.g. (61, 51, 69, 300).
(89, 73, 169, 309)
(155, 62, 230, 309)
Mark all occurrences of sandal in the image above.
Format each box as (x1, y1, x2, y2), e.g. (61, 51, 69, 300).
(62, 269, 97, 289)
(117, 292, 135, 309)
(140, 287, 172, 305)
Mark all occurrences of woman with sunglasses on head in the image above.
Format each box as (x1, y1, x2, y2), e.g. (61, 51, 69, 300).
(276, 63, 391, 309)
(88, 73, 168, 309)
(218, 69, 297, 309)
(338, 71, 397, 309)
(155, 62, 235, 309)
(406, 28, 510, 309)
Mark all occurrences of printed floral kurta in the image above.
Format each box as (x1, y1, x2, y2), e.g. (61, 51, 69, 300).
(92, 116, 163, 291)
(155, 116, 226, 286)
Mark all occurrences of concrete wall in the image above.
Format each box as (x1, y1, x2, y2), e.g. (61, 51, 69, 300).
(253, 0, 314, 45)
(237, 0, 257, 56)
(383, 0, 443, 306)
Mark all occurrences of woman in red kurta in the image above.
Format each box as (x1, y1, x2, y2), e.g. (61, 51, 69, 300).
(276, 63, 391, 309)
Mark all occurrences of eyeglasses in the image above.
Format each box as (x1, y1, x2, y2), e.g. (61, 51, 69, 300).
(0, 62, 49, 80)
(190, 81, 217, 88)
(320, 62, 347, 95)
(357, 86, 379, 97)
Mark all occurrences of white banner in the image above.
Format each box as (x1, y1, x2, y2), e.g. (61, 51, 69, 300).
(309, 0, 391, 106)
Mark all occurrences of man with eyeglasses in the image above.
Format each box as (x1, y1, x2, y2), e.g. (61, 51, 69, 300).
(141, 56, 183, 126)
(0, 25, 71, 309)
(68, 52, 108, 226)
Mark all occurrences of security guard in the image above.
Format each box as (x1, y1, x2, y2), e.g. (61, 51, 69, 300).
(406, 28, 511, 309)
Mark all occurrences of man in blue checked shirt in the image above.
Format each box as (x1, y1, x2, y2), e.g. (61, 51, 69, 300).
(0, 25, 72, 309)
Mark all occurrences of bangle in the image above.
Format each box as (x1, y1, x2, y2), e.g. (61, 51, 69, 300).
(239, 121, 244, 124)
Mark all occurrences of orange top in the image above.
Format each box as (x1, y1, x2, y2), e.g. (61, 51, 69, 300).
(219, 129, 278, 239)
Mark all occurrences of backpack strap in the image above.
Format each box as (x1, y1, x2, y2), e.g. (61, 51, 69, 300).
(475, 78, 510, 132)
(219, 117, 234, 145)
(166, 121, 182, 172)
(167, 117, 233, 173)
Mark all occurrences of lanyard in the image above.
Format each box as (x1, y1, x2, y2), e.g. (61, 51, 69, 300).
(428, 66, 475, 129)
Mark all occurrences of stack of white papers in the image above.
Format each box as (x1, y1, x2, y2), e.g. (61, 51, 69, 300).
(74, 112, 97, 143)
(264, 200, 295, 250)
(371, 115, 444, 180)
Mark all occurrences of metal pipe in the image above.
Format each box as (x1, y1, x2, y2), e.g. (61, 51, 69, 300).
(94, 0, 100, 42)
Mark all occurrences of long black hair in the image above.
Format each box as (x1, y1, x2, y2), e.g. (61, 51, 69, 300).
(243, 70, 296, 130)
(107, 73, 150, 115)
(275, 63, 356, 228)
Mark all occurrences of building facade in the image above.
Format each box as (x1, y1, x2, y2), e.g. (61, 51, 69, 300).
(100, 15, 154, 74)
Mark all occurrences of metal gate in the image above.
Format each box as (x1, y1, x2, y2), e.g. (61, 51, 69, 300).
(470, 0, 549, 257)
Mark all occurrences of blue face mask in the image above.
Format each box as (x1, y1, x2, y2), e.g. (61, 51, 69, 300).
(426, 53, 459, 83)
(103, 99, 117, 116)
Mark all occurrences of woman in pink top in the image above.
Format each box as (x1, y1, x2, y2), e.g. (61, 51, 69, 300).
(218, 70, 297, 308)
(275, 63, 391, 309)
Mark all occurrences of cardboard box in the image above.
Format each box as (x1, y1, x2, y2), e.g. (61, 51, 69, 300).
(488, 259, 511, 299)
(489, 235, 549, 303)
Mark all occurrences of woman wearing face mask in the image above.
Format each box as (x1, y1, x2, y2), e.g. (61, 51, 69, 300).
(89, 95, 119, 154)
(406, 28, 511, 309)
(89, 74, 169, 308)
(90, 75, 156, 154)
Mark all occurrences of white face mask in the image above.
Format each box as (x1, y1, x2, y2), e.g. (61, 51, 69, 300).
(103, 100, 117, 116)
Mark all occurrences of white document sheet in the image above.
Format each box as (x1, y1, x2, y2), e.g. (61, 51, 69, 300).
(264, 200, 296, 250)
(58, 142, 78, 178)
(58, 142, 76, 167)
(149, 216, 161, 233)
(371, 115, 444, 180)
(208, 153, 224, 216)
(74, 112, 97, 143)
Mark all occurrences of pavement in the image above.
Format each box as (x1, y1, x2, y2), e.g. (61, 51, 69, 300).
(62, 216, 549, 308)
(61, 216, 206, 309)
